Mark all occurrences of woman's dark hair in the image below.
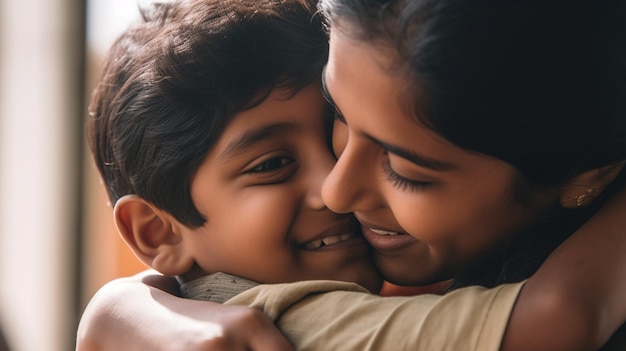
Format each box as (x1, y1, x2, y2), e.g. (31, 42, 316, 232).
(89, 0, 328, 227)
(319, 0, 626, 287)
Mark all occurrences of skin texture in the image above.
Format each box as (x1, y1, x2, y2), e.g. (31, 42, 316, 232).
(321, 28, 560, 286)
(115, 83, 381, 293)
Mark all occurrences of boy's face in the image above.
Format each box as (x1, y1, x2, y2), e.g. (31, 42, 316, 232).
(179, 83, 381, 292)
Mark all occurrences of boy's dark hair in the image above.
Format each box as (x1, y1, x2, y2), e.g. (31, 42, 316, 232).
(319, 0, 626, 287)
(89, 0, 328, 227)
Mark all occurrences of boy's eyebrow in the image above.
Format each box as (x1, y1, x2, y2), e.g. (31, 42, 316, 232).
(219, 122, 298, 159)
(367, 136, 457, 172)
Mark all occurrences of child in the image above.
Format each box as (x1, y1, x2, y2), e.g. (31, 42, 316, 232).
(88, 0, 381, 294)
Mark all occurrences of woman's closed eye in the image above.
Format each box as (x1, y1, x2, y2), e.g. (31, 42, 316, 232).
(383, 158, 433, 192)
(332, 109, 346, 124)
(321, 66, 346, 124)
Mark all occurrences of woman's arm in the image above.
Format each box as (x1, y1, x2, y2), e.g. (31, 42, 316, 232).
(502, 188, 626, 351)
(75, 270, 294, 351)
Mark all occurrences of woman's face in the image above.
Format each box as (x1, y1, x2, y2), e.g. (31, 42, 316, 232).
(321, 27, 559, 285)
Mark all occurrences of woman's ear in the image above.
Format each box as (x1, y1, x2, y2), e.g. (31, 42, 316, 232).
(560, 161, 625, 209)
(113, 195, 195, 275)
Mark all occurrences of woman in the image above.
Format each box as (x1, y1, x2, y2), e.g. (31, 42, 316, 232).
(76, 0, 626, 350)
(317, 0, 626, 349)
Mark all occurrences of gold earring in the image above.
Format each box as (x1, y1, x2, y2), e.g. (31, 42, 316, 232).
(575, 188, 595, 208)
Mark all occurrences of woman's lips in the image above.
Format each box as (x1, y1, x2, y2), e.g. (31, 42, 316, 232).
(368, 228, 402, 236)
(361, 225, 416, 251)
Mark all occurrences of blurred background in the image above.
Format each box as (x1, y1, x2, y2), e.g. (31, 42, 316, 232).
(0, 0, 146, 349)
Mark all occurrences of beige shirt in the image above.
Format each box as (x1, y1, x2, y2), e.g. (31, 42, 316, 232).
(182, 273, 524, 351)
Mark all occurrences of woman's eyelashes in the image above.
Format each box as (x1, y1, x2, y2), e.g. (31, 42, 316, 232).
(333, 109, 346, 124)
(320, 87, 430, 192)
(320, 82, 345, 124)
(321, 67, 336, 108)
(382, 158, 432, 192)
(327, 108, 430, 192)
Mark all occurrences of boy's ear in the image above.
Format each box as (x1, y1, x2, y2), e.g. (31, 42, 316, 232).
(560, 161, 625, 209)
(113, 195, 194, 275)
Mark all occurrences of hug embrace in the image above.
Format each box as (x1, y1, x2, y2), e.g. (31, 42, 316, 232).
(77, 0, 626, 350)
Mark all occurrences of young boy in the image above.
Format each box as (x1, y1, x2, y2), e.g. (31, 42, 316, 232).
(89, 0, 381, 295)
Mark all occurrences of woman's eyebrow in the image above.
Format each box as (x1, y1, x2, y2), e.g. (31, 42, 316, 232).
(323, 65, 454, 171)
(219, 122, 297, 160)
(369, 136, 457, 171)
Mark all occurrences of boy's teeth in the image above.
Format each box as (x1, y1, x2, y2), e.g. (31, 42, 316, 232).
(369, 228, 400, 236)
(322, 233, 350, 245)
(304, 239, 323, 249)
(304, 233, 355, 249)
(322, 236, 341, 245)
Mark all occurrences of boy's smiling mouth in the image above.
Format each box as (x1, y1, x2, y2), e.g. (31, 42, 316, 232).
(302, 232, 358, 249)
(300, 220, 365, 250)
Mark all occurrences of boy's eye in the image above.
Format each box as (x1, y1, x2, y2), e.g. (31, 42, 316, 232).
(249, 156, 294, 173)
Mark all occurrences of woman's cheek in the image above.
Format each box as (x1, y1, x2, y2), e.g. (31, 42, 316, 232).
(393, 201, 427, 239)
(394, 194, 447, 242)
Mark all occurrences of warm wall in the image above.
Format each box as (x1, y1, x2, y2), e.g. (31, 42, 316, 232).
(80, 0, 147, 309)
(0, 0, 84, 350)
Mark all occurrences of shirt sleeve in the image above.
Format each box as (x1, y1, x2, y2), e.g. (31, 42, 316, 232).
(225, 280, 524, 351)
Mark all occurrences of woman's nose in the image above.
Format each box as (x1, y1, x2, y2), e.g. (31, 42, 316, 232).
(322, 136, 379, 214)
(304, 145, 336, 211)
